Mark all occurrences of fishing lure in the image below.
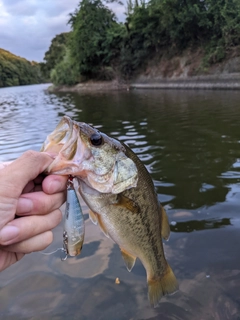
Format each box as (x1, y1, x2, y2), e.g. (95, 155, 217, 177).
(62, 175, 85, 260)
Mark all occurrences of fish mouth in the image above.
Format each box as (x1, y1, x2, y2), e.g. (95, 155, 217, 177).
(41, 116, 73, 154)
(41, 116, 81, 174)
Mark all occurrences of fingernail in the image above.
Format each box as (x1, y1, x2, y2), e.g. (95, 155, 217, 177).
(17, 198, 33, 214)
(0, 225, 19, 243)
(48, 179, 62, 193)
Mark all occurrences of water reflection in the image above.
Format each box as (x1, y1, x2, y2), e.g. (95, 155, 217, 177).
(170, 218, 232, 233)
(0, 85, 240, 319)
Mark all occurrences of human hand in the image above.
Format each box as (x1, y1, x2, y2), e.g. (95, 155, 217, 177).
(0, 151, 68, 271)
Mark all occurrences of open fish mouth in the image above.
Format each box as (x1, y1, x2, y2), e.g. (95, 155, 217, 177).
(41, 116, 74, 154)
(41, 116, 81, 175)
(41, 116, 138, 194)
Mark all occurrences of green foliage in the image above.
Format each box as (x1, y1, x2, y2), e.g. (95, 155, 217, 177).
(41, 33, 70, 80)
(43, 0, 240, 84)
(121, 0, 240, 75)
(205, 0, 240, 46)
(120, 3, 155, 77)
(68, 0, 120, 78)
(50, 49, 79, 85)
(0, 49, 43, 88)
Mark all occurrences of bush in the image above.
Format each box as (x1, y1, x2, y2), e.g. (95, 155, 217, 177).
(50, 50, 78, 85)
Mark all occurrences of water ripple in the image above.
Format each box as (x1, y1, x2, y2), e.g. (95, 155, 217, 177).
(218, 171, 240, 179)
(0, 84, 62, 161)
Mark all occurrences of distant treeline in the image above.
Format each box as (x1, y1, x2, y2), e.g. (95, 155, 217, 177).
(41, 0, 240, 86)
(0, 48, 43, 87)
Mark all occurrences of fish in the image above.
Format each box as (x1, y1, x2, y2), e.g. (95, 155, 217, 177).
(41, 116, 178, 306)
(62, 175, 85, 259)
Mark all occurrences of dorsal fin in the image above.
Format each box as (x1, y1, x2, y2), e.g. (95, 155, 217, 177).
(161, 206, 170, 240)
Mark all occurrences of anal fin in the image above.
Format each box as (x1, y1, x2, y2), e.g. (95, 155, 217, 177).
(161, 206, 170, 240)
(120, 248, 136, 272)
(147, 263, 178, 307)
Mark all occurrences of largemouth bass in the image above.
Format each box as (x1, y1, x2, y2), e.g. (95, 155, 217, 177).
(41, 116, 178, 306)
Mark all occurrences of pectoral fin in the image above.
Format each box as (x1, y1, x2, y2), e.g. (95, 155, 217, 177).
(97, 214, 110, 238)
(113, 194, 139, 214)
(89, 209, 109, 238)
(120, 248, 136, 272)
(161, 206, 170, 240)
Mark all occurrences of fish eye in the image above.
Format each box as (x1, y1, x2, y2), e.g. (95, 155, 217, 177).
(90, 133, 103, 146)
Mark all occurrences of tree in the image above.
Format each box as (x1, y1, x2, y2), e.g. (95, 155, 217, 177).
(68, 0, 120, 78)
(0, 49, 43, 88)
(42, 0, 240, 84)
(41, 33, 70, 79)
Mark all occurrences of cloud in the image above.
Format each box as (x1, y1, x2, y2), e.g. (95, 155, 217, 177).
(2, 0, 38, 16)
(0, 0, 126, 62)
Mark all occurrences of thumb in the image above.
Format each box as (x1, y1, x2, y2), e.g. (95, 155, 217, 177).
(0, 151, 54, 198)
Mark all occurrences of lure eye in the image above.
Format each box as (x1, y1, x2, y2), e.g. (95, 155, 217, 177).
(90, 133, 103, 146)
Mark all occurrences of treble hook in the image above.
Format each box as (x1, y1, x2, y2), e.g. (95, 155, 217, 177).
(61, 230, 69, 261)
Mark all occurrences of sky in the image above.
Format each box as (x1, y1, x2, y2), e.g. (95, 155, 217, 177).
(0, 0, 126, 62)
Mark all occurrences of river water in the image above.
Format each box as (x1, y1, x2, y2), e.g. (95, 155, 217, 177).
(0, 84, 240, 319)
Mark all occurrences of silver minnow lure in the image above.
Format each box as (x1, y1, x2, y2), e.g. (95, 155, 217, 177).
(62, 175, 85, 260)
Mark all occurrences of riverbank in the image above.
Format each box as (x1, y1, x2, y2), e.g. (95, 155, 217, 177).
(130, 74, 240, 90)
(49, 52, 240, 92)
(49, 75, 240, 92)
(48, 79, 128, 93)
(130, 51, 240, 90)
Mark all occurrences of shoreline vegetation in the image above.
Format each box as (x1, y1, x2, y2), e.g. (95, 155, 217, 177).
(42, 0, 240, 92)
(0, 49, 43, 88)
(48, 52, 240, 92)
(48, 50, 240, 91)
(2, 0, 240, 91)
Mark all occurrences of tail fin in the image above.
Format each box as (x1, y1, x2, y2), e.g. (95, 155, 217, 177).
(147, 263, 178, 307)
